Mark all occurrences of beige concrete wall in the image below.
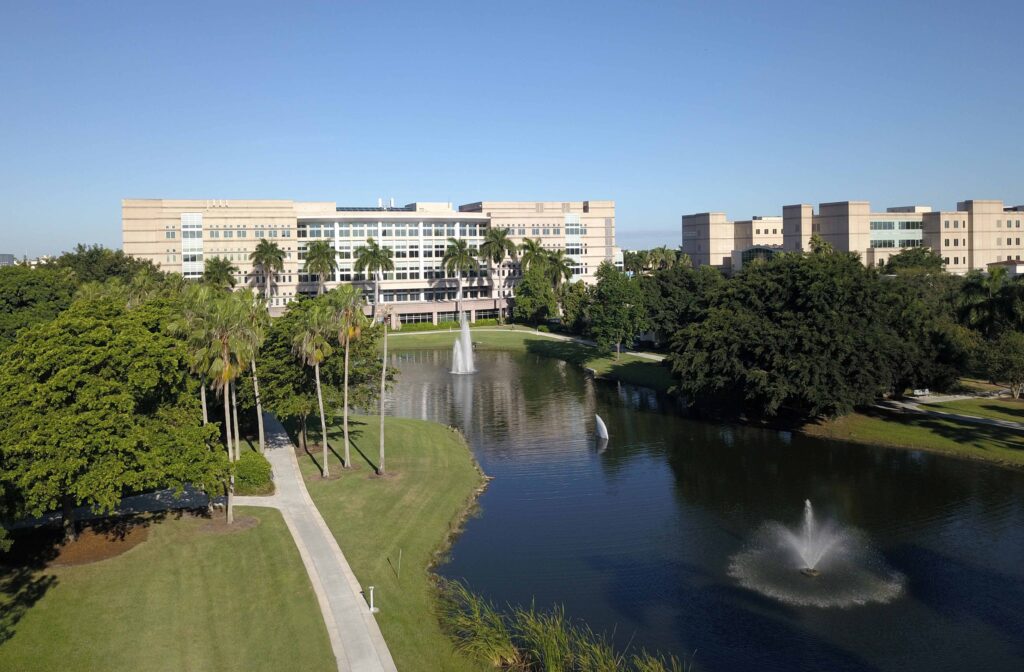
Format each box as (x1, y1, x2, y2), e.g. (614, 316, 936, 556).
(681, 212, 733, 268)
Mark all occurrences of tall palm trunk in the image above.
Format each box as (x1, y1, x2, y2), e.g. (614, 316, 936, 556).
(378, 323, 388, 475)
(315, 361, 329, 477)
(457, 274, 464, 316)
(343, 331, 351, 469)
(265, 269, 271, 300)
(231, 381, 241, 461)
(374, 271, 382, 320)
(251, 360, 265, 454)
(200, 382, 208, 425)
(223, 390, 234, 524)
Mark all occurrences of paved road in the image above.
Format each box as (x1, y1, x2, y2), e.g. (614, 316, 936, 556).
(235, 415, 397, 672)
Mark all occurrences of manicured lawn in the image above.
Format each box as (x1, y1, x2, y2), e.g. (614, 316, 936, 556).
(924, 397, 1024, 425)
(956, 377, 1005, 394)
(0, 508, 334, 671)
(297, 414, 488, 672)
(390, 327, 673, 393)
(805, 409, 1024, 469)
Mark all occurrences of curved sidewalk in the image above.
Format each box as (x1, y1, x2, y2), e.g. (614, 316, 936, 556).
(235, 415, 397, 672)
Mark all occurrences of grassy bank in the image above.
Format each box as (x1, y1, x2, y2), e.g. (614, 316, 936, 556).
(297, 414, 488, 672)
(390, 327, 674, 393)
(923, 397, 1024, 424)
(0, 508, 334, 671)
(805, 408, 1024, 469)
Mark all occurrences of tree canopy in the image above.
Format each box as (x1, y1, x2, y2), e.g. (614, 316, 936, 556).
(0, 265, 76, 345)
(586, 262, 647, 354)
(0, 296, 225, 533)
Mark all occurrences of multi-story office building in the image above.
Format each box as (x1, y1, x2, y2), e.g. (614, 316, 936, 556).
(682, 199, 1024, 274)
(122, 198, 619, 324)
(0, 254, 16, 267)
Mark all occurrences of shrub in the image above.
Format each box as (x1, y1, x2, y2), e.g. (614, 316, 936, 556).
(235, 450, 273, 495)
(471, 318, 499, 327)
(537, 325, 550, 333)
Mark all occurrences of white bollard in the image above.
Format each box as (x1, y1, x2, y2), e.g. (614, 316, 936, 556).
(368, 585, 379, 614)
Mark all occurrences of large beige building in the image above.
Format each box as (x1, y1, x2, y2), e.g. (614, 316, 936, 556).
(122, 198, 620, 324)
(682, 199, 1024, 274)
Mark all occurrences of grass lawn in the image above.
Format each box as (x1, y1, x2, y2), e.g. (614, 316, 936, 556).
(390, 327, 673, 393)
(805, 409, 1024, 469)
(923, 397, 1024, 425)
(0, 508, 334, 672)
(956, 377, 1005, 394)
(296, 414, 487, 672)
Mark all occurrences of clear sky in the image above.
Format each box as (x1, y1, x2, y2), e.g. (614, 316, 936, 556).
(1, 0, 1022, 256)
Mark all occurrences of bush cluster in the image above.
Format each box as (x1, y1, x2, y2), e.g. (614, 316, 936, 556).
(234, 450, 273, 495)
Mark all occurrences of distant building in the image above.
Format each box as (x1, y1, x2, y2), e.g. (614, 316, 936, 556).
(0, 254, 15, 267)
(682, 199, 1024, 274)
(122, 198, 620, 324)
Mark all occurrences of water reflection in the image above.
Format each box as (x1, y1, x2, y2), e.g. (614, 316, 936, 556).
(385, 349, 1024, 672)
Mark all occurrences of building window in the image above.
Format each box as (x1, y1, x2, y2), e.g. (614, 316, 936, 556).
(944, 239, 950, 247)
(209, 230, 220, 239)
(944, 221, 950, 228)
(165, 231, 176, 239)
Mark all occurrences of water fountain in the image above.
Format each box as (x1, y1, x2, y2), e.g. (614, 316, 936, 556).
(451, 311, 475, 374)
(728, 500, 904, 607)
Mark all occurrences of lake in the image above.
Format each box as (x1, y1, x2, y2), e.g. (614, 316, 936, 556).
(385, 348, 1024, 672)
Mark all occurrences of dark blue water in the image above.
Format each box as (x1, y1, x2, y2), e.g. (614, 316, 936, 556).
(385, 348, 1024, 672)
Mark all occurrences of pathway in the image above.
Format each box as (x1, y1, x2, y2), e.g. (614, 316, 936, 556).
(876, 397, 1024, 432)
(235, 415, 397, 672)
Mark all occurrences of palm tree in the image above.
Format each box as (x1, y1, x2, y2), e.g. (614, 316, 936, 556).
(238, 289, 270, 453)
(293, 302, 334, 477)
(479, 227, 517, 302)
(325, 285, 366, 469)
(651, 246, 675, 271)
(303, 241, 337, 296)
(203, 256, 239, 289)
(442, 238, 479, 315)
(545, 249, 574, 291)
(250, 239, 285, 299)
(168, 284, 215, 426)
(959, 266, 1012, 337)
(518, 238, 547, 273)
(206, 293, 247, 524)
(354, 238, 394, 319)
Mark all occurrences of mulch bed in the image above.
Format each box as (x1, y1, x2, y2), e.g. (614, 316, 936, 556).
(2, 519, 151, 568)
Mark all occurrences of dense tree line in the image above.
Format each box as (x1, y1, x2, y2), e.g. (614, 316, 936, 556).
(530, 242, 1024, 420)
(0, 243, 393, 539)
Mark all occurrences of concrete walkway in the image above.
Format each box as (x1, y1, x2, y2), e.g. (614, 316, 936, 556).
(876, 397, 1024, 432)
(235, 415, 397, 672)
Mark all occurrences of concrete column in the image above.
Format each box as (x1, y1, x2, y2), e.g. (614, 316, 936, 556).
(470, 308, 477, 323)
(431, 311, 438, 325)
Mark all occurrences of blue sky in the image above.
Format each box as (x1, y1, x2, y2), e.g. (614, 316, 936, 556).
(1, 0, 1022, 256)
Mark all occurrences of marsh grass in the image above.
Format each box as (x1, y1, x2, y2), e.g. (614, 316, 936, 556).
(437, 579, 693, 672)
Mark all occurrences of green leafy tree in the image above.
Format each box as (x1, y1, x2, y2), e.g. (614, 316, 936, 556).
(0, 297, 225, 539)
(983, 331, 1024, 398)
(638, 264, 724, 344)
(0, 265, 76, 344)
(670, 250, 899, 419)
(958, 267, 1019, 337)
(586, 262, 647, 357)
(202, 256, 239, 289)
(303, 240, 337, 296)
(479, 227, 517, 306)
(513, 264, 558, 324)
(250, 239, 286, 299)
(354, 238, 394, 318)
(48, 243, 158, 284)
(442, 238, 480, 314)
(883, 247, 945, 274)
(558, 281, 590, 334)
(293, 302, 334, 477)
(238, 289, 270, 453)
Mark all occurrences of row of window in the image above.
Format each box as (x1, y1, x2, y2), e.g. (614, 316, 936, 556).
(944, 239, 967, 247)
(997, 238, 1021, 246)
(870, 221, 922, 231)
(754, 228, 780, 235)
(870, 239, 922, 248)
(298, 222, 484, 238)
(997, 220, 1023, 228)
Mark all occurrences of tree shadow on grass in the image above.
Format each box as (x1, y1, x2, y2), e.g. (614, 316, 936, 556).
(0, 511, 171, 645)
(524, 339, 601, 366)
(978, 402, 1024, 422)
(330, 418, 380, 473)
(856, 407, 1024, 458)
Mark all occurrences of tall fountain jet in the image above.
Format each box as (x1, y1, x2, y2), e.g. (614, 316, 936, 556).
(451, 312, 475, 374)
